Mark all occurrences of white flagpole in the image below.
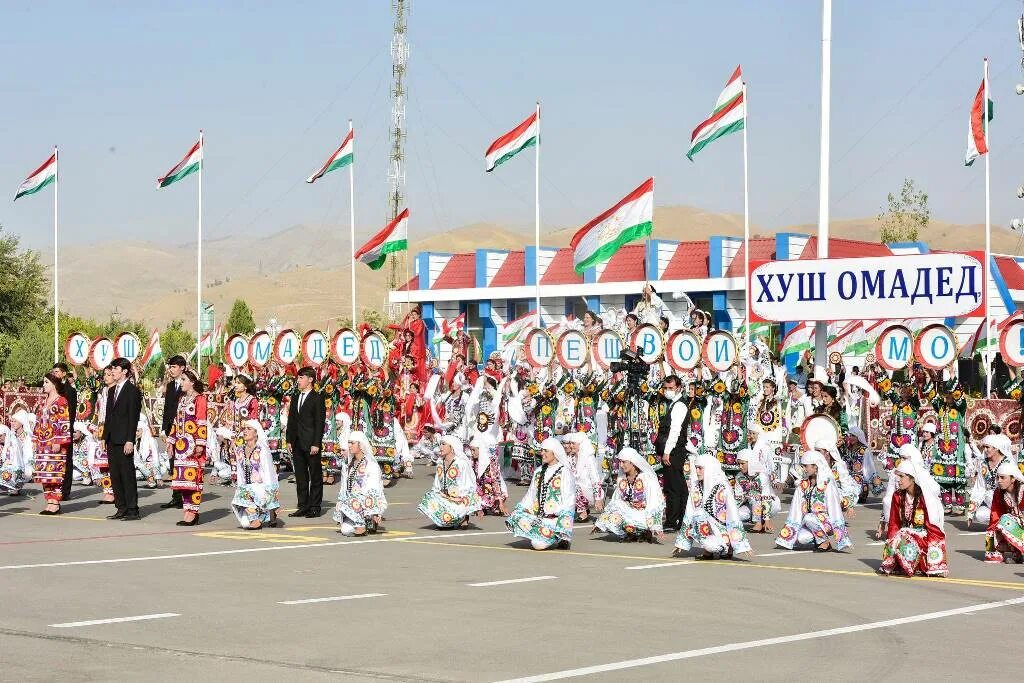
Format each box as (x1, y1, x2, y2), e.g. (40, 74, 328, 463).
(53, 146, 59, 364)
(349, 119, 357, 327)
(742, 84, 750, 347)
(984, 58, 992, 397)
(535, 102, 542, 328)
(814, 0, 832, 372)
(197, 130, 204, 377)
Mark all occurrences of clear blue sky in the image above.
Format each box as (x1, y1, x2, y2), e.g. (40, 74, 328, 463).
(2, 0, 1022, 251)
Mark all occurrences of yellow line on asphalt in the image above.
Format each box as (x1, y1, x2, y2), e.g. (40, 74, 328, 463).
(0, 511, 107, 522)
(399, 538, 691, 564)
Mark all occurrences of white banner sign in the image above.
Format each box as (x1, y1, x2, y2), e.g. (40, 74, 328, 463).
(749, 252, 985, 322)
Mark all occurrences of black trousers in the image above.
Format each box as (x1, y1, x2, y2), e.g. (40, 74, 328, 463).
(661, 456, 689, 530)
(107, 443, 139, 513)
(292, 446, 323, 512)
(60, 443, 75, 500)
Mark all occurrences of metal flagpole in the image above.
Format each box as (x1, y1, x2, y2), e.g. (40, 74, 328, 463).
(984, 58, 992, 397)
(742, 84, 750, 347)
(197, 130, 204, 376)
(535, 102, 542, 328)
(814, 0, 832, 372)
(349, 119, 358, 327)
(53, 146, 59, 364)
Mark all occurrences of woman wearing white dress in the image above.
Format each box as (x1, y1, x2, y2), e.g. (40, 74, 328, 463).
(673, 454, 752, 559)
(0, 415, 32, 496)
(418, 435, 482, 529)
(594, 447, 664, 542)
(134, 416, 162, 489)
(230, 419, 281, 530)
(333, 430, 388, 536)
(506, 437, 577, 550)
(471, 433, 509, 516)
(563, 432, 605, 521)
(775, 450, 853, 552)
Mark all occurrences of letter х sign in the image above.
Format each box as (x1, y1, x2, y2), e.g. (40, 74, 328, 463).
(747, 251, 986, 323)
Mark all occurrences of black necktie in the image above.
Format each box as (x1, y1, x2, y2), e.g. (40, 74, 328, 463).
(298, 393, 306, 412)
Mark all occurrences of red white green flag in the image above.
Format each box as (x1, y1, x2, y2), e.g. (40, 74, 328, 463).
(307, 129, 354, 183)
(14, 152, 57, 200)
(687, 66, 745, 161)
(501, 311, 535, 344)
(781, 322, 813, 357)
(485, 111, 538, 172)
(964, 74, 993, 167)
(571, 178, 653, 274)
(139, 330, 162, 369)
(355, 209, 408, 270)
(158, 137, 203, 188)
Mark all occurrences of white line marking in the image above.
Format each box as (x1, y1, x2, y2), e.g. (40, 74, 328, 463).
(0, 529, 513, 571)
(625, 561, 696, 570)
(866, 541, 885, 546)
(755, 550, 812, 557)
(50, 613, 179, 628)
(493, 596, 1024, 682)
(959, 531, 986, 536)
(278, 593, 386, 605)
(468, 575, 557, 587)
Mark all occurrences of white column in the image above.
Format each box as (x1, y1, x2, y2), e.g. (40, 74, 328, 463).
(53, 146, 59, 364)
(741, 84, 751, 346)
(814, 0, 832, 371)
(197, 130, 204, 376)
(984, 58, 992, 397)
(349, 119, 358, 327)
(534, 101, 542, 327)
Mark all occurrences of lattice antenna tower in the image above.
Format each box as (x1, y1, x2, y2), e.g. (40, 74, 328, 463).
(385, 0, 409, 317)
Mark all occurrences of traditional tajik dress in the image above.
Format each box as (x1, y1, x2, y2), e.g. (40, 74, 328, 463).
(91, 386, 113, 497)
(471, 434, 508, 515)
(776, 451, 852, 551)
(333, 432, 388, 535)
(0, 424, 30, 495)
(418, 436, 482, 528)
(734, 448, 776, 526)
(674, 454, 752, 557)
(986, 463, 1024, 562)
(230, 420, 281, 528)
(170, 393, 209, 514)
(33, 396, 70, 503)
(594, 447, 665, 538)
(506, 438, 577, 549)
(134, 417, 162, 482)
(928, 379, 968, 514)
(564, 432, 604, 519)
(880, 458, 948, 577)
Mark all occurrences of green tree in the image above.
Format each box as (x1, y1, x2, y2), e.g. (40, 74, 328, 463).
(877, 178, 929, 244)
(2, 321, 52, 381)
(225, 298, 256, 336)
(0, 226, 47, 337)
(161, 319, 197, 366)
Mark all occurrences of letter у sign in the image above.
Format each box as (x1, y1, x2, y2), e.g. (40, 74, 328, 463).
(748, 252, 985, 322)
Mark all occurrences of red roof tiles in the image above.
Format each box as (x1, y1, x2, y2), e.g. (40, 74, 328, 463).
(431, 253, 476, 289)
(798, 236, 892, 259)
(490, 251, 526, 287)
(995, 256, 1024, 289)
(540, 248, 584, 285)
(661, 241, 710, 280)
(725, 238, 776, 276)
(598, 244, 646, 282)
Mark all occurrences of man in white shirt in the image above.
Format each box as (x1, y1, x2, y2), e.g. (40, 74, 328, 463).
(656, 375, 689, 532)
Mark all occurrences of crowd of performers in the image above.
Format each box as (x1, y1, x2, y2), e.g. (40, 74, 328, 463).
(3, 294, 1024, 573)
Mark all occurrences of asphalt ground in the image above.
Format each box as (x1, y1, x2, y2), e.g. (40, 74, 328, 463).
(0, 467, 1022, 682)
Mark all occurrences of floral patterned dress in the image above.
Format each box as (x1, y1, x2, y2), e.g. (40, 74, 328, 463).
(33, 397, 70, 503)
(170, 394, 208, 513)
(333, 455, 388, 527)
(987, 484, 1024, 561)
(879, 380, 921, 468)
(506, 461, 575, 547)
(880, 490, 948, 576)
(928, 381, 968, 513)
(595, 472, 664, 537)
(418, 456, 482, 527)
(230, 440, 281, 527)
(674, 480, 752, 555)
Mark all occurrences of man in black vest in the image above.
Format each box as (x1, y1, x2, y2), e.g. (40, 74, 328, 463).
(159, 356, 187, 509)
(52, 362, 78, 501)
(103, 358, 144, 520)
(286, 366, 326, 518)
(655, 375, 690, 533)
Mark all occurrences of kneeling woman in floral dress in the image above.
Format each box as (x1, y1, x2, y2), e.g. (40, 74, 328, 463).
(231, 419, 281, 530)
(879, 456, 947, 576)
(673, 454, 751, 559)
(333, 430, 388, 536)
(418, 435, 481, 529)
(471, 433, 508, 516)
(594, 447, 664, 542)
(506, 437, 576, 550)
(775, 451, 852, 552)
(985, 462, 1024, 564)
(169, 370, 208, 526)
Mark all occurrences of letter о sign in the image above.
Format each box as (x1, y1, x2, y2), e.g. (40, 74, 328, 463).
(666, 330, 701, 371)
(64, 331, 92, 366)
(224, 334, 250, 369)
(874, 324, 914, 371)
(913, 324, 957, 371)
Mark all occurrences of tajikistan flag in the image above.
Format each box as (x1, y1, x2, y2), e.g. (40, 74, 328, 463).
(140, 330, 162, 369)
(571, 178, 653, 274)
(307, 128, 354, 183)
(158, 136, 203, 188)
(501, 311, 535, 344)
(355, 209, 408, 270)
(780, 322, 813, 357)
(485, 111, 538, 172)
(687, 66, 745, 161)
(14, 151, 57, 200)
(964, 70, 992, 167)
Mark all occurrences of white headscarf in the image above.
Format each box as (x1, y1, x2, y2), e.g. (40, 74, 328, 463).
(563, 432, 602, 503)
(235, 418, 276, 486)
(616, 446, 665, 513)
(470, 433, 497, 478)
(441, 434, 465, 459)
(0, 425, 19, 470)
(342, 429, 386, 502)
(691, 453, 729, 504)
(12, 410, 35, 434)
(996, 461, 1024, 484)
(895, 455, 945, 528)
(516, 437, 577, 521)
(782, 450, 848, 542)
(982, 433, 1016, 464)
(736, 447, 763, 474)
(347, 430, 374, 461)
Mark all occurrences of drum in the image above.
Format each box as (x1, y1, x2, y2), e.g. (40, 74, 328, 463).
(800, 413, 841, 451)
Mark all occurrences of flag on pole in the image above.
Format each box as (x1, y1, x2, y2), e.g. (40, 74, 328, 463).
(432, 312, 466, 345)
(14, 153, 57, 200)
(354, 208, 408, 270)
(959, 322, 984, 359)
(964, 77, 993, 166)
(687, 66, 746, 161)
(571, 178, 654, 274)
(306, 129, 354, 183)
(158, 138, 203, 188)
(194, 323, 223, 359)
(139, 330, 163, 369)
(827, 321, 862, 352)
(501, 311, 536, 344)
(736, 321, 771, 341)
(485, 111, 539, 172)
(781, 322, 813, 357)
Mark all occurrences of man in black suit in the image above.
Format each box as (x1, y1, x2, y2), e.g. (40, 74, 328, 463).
(52, 362, 78, 501)
(286, 366, 325, 518)
(159, 355, 187, 510)
(103, 357, 144, 520)
(655, 375, 690, 533)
